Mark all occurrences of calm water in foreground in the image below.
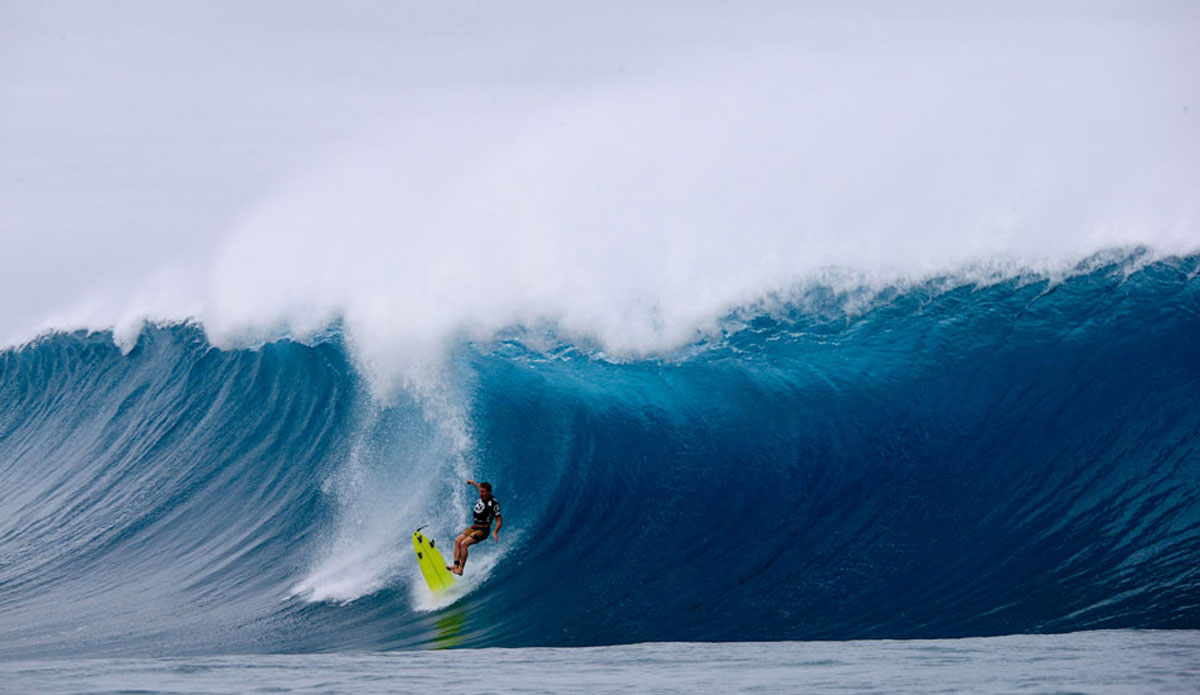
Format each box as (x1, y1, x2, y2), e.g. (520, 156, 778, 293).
(1, 630, 1196, 694)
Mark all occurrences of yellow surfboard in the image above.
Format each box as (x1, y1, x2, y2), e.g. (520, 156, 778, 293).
(412, 528, 456, 595)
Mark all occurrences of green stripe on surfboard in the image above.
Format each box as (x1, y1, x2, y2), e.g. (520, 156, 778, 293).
(413, 530, 456, 595)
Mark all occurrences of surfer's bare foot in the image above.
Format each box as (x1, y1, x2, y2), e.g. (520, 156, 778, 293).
(446, 565, 455, 571)
(451, 567, 464, 576)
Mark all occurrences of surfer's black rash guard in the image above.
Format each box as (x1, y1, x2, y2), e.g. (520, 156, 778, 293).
(472, 498, 501, 529)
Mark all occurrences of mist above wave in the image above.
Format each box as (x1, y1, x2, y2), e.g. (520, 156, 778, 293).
(20, 7, 1199, 397)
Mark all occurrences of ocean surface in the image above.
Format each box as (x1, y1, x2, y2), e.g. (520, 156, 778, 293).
(1, 252, 1198, 690)
(2, 631, 1198, 695)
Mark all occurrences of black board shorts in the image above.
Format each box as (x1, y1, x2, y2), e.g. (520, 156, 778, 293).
(462, 525, 490, 541)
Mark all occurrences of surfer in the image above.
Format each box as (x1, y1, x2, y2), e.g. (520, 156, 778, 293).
(448, 479, 501, 576)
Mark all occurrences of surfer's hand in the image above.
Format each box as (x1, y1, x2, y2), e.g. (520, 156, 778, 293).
(492, 532, 499, 542)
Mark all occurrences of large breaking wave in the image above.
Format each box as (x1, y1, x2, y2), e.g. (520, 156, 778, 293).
(1, 252, 1197, 658)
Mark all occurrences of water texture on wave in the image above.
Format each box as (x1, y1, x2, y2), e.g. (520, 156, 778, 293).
(0, 255, 1197, 656)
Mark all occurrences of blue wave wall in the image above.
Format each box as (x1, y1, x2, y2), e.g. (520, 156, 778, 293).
(1, 255, 1198, 656)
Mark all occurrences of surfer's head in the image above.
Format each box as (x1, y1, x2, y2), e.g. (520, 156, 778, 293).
(479, 482, 493, 498)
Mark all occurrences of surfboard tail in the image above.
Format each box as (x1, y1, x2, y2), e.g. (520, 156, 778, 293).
(412, 530, 456, 594)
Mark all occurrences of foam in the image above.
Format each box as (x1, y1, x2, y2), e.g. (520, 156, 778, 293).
(11, 8, 1199, 398)
(289, 391, 480, 605)
(204, 56, 1196, 395)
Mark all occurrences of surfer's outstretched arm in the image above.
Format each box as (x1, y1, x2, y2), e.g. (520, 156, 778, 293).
(493, 514, 502, 541)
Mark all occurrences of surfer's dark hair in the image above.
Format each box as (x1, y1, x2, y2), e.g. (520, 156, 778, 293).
(479, 482, 493, 491)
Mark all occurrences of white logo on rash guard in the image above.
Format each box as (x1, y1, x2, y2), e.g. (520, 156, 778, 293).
(475, 500, 485, 514)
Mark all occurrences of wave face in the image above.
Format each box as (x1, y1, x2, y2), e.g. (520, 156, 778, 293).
(1, 255, 1198, 657)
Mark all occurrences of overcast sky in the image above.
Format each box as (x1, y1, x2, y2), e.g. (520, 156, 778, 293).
(2, 1, 1197, 350)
